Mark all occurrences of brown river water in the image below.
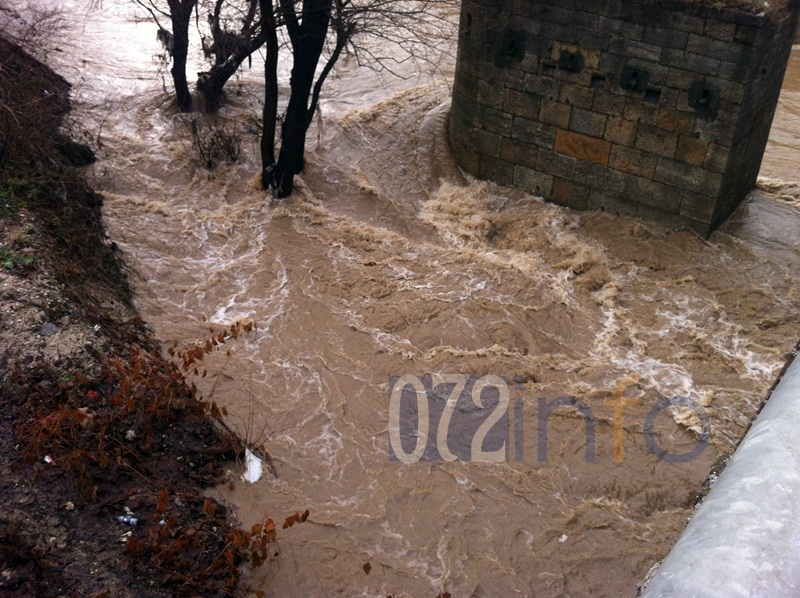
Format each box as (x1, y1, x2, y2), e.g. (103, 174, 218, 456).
(44, 1, 800, 595)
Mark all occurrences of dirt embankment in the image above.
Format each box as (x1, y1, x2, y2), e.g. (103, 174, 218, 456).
(0, 37, 277, 597)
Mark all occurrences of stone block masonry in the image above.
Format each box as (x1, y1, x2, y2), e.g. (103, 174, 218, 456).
(449, 0, 800, 236)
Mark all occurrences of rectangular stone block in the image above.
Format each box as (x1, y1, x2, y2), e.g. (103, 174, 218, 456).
(687, 34, 748, 63)
(658, 87, 681, 109)
(551, 177, 590, 210)
(717, 59, 754, 85)
(635, 124, 679, 157)
(734, 24, 762, 47)
(522, 73, 562, 101)
(575, 29, 613, 52)
(643, 26, 688, 49)
(661, 48, 721, 76)
(609, 38, 662, 62)
(477, 78, 504, 109)
(609, 145, 657, 178)
(559, 83, 595, 109)
(714, 79, 746, 105)
(574, 160, 623, 193)
(509, 0, 531, 17)
(503, 88, 541, 121)
(451, 94, 483, 128)
(454, 72, 480, 102)
(552, 67, 583, 85)
(482, 107, 514, 137)
(592, 92, 627, 116)
(469, 58, 505, 83)
(511, 116, 557, 148)
(604, 117, 638, 146)
(555, 129, 612, 165)
(704, 143, 730, 173)
(537, 148, 577, 178)
(539, 100, 571, 128)
(588, 188, 638, 216)
(675, 136, 709, 166)
(472, 128, 502, 158)
(551, 42, 601, 70)
(598, 51, 627, 75)
(541, 21, 577, 44)
(514, 165, 553, 197)
(501, 137, 538, 170)
(692, 119, 736, 147)
(535, 3, 572, 25)
(621, 3, 669, 26)
(569, 11, 600, 31)
(669, 12, 705, 34)
(666, 66, 696, 89)
(656, 108, 696, 135)
(449, 112, 471, 141)
(581, 0, 623, 17)
(570, 108, 608, 137)
(623, 100, 659, 126)
(654, 157, 723, 197)
(679, 190, 716, 222)
(704, 20, 736, 42)
(621, 174, 682, 212)
(452, 144, 480, 174)
(598, 15, 644, 40)
(624, 59, 669, 85)
(479, 156, 514, 186)
(636, 203, 706, 233)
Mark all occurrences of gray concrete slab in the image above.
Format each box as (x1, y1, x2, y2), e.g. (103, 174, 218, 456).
(641, 353, 800, 597)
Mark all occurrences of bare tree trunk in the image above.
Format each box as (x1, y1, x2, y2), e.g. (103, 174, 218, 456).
(197, 57, 245, 112)
(197, 0, 266, 112)
(260, 0, 279, 190)
(169, 0, 195, 112)
(270, 0, 332, 198)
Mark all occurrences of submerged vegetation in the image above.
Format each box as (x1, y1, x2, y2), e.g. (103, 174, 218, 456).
(135, 0, 458, 196)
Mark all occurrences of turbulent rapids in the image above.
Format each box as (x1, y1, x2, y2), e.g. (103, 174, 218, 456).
(47, 1, 800, 595)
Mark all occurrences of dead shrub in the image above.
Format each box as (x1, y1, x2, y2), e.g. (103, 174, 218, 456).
(188, 117, 242, 169)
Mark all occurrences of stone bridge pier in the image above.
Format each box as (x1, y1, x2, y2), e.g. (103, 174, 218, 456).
(449, 0, 800, 235)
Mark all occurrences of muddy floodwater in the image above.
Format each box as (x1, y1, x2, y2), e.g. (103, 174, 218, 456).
(48, 2, 800, 595)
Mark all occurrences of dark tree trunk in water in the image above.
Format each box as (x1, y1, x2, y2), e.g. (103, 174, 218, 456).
(169, 1, 195, 113)
(197, 0, 266, 113)
(197, 59, 243, 113)
(260, 0, 279, 190)
(268, 0, 332, 198)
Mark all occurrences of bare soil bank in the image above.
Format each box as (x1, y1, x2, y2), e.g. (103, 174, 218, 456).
(0, 38, 273, 597)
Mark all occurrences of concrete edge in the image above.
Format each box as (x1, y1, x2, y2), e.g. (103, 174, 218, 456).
(639, 343, 800, 597)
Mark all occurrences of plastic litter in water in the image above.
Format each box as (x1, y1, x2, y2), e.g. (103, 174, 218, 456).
(242, 448, 262, 483)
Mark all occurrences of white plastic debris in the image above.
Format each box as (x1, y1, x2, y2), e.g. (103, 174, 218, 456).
(558, 534, 568, 543)
(241, 448, 262, 483)
(125, 429, 136, 441)
(93, 324, 101, 333)
(116, 515, 137, 525)
(44, 455, 55, 465)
